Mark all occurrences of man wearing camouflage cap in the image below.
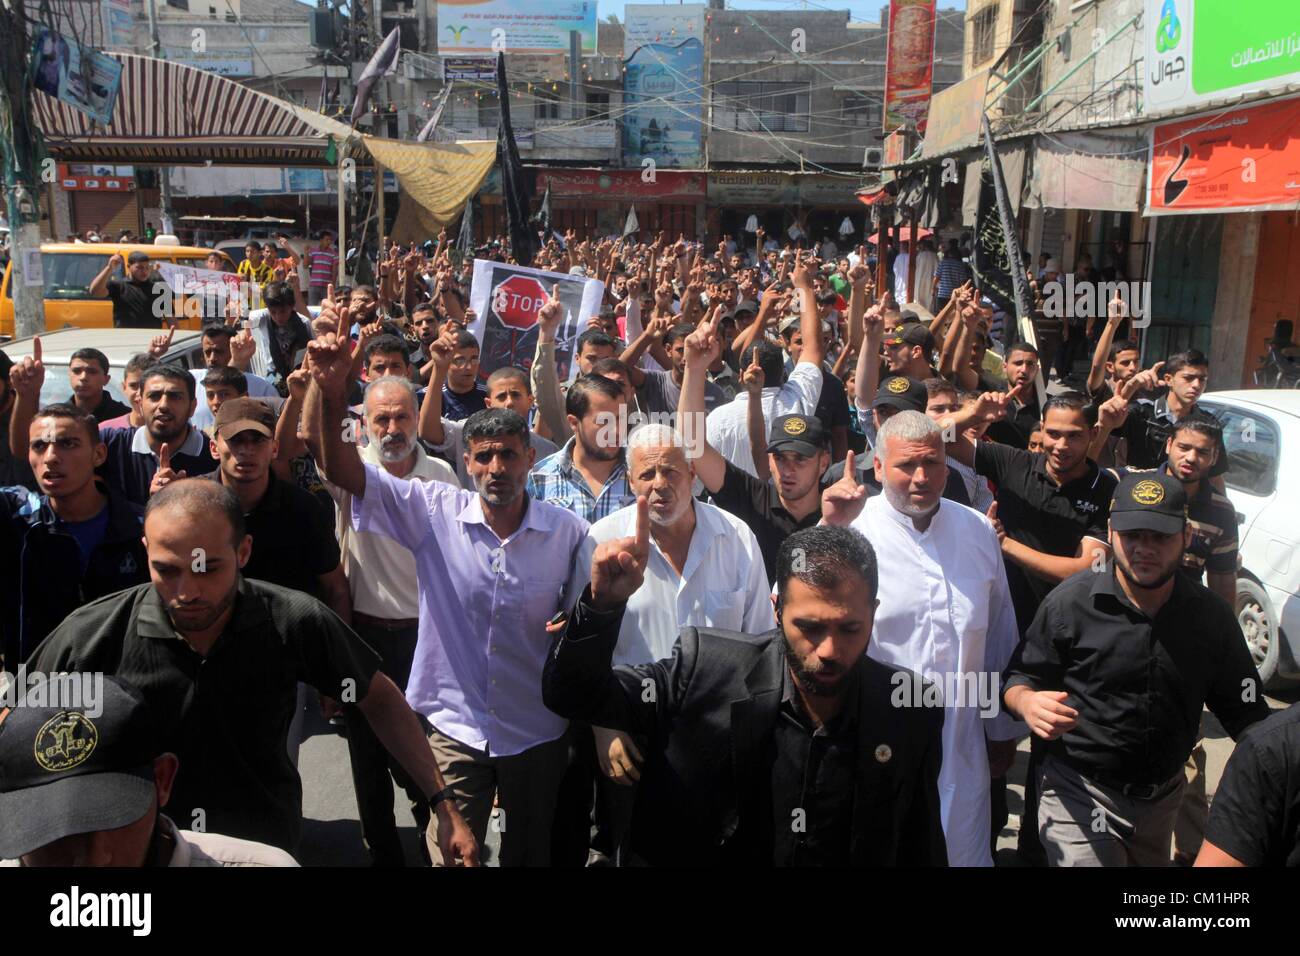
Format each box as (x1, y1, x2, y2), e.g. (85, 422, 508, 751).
(1002, 472, 1270, 866)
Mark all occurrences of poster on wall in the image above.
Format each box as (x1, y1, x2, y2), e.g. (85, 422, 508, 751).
(623, 3, 706, 57)
(467, 259, 605, 383)
(622, 38, 705, 169)
(436, 0, 597, 54)
(29, 28, 122, 126)
(883, 0, 937, 135)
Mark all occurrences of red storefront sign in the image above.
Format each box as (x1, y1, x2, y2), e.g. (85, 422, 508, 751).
(58, 164, 135, 191)
(883, 0, 937, 135)
(534, 169, 706, 203)
(1148, 95, 1300, 215)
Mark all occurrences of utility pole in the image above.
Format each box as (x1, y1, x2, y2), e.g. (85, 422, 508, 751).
(144, 0, 176, 235)
(0, 0, 47, 337)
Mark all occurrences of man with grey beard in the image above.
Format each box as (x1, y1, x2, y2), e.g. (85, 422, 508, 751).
(821, 411, 1022, 867)
(301, 373, 457, 866)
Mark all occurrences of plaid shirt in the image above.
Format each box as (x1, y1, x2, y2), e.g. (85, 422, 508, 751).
(527, 438, 635, 524)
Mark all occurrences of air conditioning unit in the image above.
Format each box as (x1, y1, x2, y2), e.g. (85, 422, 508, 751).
(862, 147, 883, 169)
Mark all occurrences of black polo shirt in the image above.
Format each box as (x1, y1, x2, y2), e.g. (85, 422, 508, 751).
(1204, 703, 1300, 867)
(1118, 396, 1228, 476)
(984, 395, 1041, 450)
(214, 471, 340, 598)
(99, 425, 219, 506)
(710, 460, 822, 583)
(974, 441, 1115, 631)
(1004, 566, 1270, 786)
(26, 578, 382, 853)
(107, 276, 170, 329)
(66, 392, 131, 426)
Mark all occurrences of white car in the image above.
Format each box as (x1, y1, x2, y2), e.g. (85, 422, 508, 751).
(1199, 390, 1300, 685)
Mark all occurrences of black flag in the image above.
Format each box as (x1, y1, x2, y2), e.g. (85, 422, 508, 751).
(351, 28, 401, 127)
(529, 182, 552, 237)
(623, 205, 639, 239)
(496, 51, 538, 266)
(457, 198, 475, 258)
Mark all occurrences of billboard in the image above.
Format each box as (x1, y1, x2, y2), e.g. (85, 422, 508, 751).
(29, 28, 122, 126)
(622, 37, 705, 169)
(536, 169, 706, 202)
(101, 0, 134, 52)
(436, 0, 597, 54)
(1147, 95, 1300, 216)
(623, 3, 706, 57)
(883, 0, 937, 135)
(1145, 0, 1300, 115)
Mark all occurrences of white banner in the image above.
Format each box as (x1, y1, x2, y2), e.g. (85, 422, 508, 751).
(468, 258, 604, 384)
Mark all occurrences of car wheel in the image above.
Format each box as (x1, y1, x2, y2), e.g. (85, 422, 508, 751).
(1237, 578, 1279, 684)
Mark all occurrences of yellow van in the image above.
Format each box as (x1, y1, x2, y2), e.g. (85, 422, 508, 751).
(0, 243, 236, 339)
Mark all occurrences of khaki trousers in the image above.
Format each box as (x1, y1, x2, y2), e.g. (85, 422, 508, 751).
(1038, 755, 1185, 867)
(426, 728, 568, 867)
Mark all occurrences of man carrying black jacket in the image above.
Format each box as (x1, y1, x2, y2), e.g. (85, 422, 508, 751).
(543, 511, 947, 867)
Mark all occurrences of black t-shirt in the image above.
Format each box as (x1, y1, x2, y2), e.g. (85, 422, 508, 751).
(26, 578, 382, 853)
(813, 367, 850, 435)
(710, 460, 821, 583)
(974, 441, 1115, 632)
(107, 276, 170, 329)
(983, 396, 1042, 450)
(1204, 703, 1300, 867)
(224, 472, 341, 598)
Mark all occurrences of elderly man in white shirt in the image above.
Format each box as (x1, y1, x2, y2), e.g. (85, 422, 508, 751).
(822, 411, 1023, 867)
(706, 258, 825, 477)
(567, 422, 774, 863)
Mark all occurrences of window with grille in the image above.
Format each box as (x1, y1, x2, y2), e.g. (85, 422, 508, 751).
(585, 92, 610, 121)
(841, 94, 881, 128)
(533, 92, 562, 121)
(714, 81, 810, 133)
(971, 5, 999, 66)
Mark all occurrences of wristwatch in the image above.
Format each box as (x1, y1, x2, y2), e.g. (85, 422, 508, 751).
(427, 787, 455, 812)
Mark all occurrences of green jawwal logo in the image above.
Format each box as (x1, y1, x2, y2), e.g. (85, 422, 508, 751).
(1155, 0, 1181, 54)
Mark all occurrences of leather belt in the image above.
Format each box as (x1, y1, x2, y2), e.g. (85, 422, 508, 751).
(352, 611, 419, 631)
(1085, 768, 1175, 801)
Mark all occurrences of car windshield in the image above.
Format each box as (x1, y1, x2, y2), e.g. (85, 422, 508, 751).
(38, 253, 111, 300)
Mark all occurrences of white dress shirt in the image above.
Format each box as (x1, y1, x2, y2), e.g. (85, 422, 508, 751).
(568, 499, 775, 666)
(352, 464, 589, 756)
(325, 441, 457, 619)
(849, 494, 1024, 867)
(706, 361, 823, 478)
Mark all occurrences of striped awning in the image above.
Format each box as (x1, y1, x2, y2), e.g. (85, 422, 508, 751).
(33, 53, 360, 167)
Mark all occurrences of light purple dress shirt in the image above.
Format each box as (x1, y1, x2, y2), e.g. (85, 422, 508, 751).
(351, 462, 589, 756)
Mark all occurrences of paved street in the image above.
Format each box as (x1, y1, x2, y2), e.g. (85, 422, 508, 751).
(294, 685, 1297, 867)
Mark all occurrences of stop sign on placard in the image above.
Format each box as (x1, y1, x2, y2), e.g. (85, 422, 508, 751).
(492, 275, 550, 329)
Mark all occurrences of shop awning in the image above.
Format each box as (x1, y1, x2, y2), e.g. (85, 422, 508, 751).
(368, 137, 497, 240)
(33, 53, 360, 167)
(1025, 131, 1146, 212)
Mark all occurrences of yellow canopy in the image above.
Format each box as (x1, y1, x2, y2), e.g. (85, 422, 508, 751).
(363, 136, 497, 241)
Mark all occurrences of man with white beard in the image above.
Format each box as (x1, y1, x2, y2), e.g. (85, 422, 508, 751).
(567, 422, 774, 863)
(302, 372, 458, 866)
(820, 410, 1023, 866)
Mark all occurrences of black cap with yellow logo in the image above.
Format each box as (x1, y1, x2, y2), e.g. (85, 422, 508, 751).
(1110, 472, 1188, 535)
(872, 375, 927, 413)
(0, 677, 161, 859)
(768, 414, 829, 457)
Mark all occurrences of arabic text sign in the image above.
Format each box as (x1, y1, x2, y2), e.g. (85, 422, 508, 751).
(442, 56, 498, 81)
(436, 0, 596, 54)
(883, 0, 937, 135)
(30, 28, 122, 126)
(1147, 95, 1300, 215)
(1145, 0, 1300, 114)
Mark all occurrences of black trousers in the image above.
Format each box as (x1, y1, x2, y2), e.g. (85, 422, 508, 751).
(344, 619, 423, 867)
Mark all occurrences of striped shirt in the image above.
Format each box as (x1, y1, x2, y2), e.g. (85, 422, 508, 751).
(306, 248, 337, 286)
(935, 255, 972, 301)
(526, 438, 636, 524)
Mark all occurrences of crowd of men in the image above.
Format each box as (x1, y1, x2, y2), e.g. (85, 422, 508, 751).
(0, 225, 1296, 870)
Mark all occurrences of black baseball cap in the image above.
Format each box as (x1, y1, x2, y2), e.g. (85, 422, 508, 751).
(0, 677, 161, 859)
(1109, 472, 1188, 535)
(126, 251, 150, 264)
(883, 322, 934, 352)
(873, 375, 927, 412)
(768, 414, 829, 456)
